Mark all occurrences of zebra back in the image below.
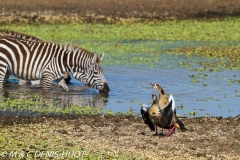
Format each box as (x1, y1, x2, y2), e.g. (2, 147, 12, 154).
(0, 36, 104, 91)
(0, 31, 70, 91)
(0, 30, 41, 41)
(0, 31, 109, 92)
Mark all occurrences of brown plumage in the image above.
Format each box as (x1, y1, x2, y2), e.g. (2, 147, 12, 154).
(148, 94, 163, 135)
(151, 83, 187, 137)
(141, 93, 187, 136)
(152, 83, 168, 109)
(141, 94, 168, 135)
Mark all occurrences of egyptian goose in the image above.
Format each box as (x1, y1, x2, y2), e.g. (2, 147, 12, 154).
(141, 93, 186, 136)
(141, 94, 163, 135)
(141, 93, 174, 135)
(151, 83, 186, 137)
(141, 104, 155, 133)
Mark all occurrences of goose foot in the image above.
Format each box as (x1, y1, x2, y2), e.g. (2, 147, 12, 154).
(164, 124, 176, 137)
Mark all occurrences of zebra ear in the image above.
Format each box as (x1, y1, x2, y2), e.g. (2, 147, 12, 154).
(98, 53, 104, 63)
(90, 54, 98, 66)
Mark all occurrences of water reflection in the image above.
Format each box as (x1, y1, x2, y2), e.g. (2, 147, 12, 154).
(1, 51, 240, 118)
(0, 82, 109, 116)
(51, 93, 108, 109)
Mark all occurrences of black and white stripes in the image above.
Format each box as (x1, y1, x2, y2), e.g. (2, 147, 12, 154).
(0, 31, 110, 93)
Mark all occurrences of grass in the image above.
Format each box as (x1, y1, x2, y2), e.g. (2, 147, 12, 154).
(1, 17, 240, 70)
(2, 18, 240, 42)
(0, 122, 140, 159)
(0, 92, 141, 159)
(1, 18, 240, 159)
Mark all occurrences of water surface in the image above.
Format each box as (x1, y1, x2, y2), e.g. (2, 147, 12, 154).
(1, 40, 240, 118)
(3, 63, 239, 118)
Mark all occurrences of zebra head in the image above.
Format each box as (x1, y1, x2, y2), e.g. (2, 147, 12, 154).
(73, 53, 110, 93)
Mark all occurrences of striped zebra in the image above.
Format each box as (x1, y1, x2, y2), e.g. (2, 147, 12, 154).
(0, 30, 70, 90)
(0, 33, 110, 93)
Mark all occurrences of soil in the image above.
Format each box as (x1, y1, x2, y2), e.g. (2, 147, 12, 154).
(0, 0, 240, 23)
(1, 0, 240, 159)
(1, 115, 240, 159)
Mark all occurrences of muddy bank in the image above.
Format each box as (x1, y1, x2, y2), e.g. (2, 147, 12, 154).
(0, 0, 240, 23)
(1, 115, 240, 159)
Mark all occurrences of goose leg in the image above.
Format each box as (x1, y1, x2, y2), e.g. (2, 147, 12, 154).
(164, 124, 176, 137)
(155, 125, 158, 135)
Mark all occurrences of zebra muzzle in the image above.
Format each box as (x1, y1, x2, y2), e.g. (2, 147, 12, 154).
(100, 82, 110, 93)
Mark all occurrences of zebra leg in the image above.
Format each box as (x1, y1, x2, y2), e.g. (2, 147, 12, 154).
(0, 66, 8, 90)
(56, 78, 69, 91)
(43, 75, 53, 92)
(19, 79, 41, 85)
(4, 70, 11, 84)
(30, 80, 41, 85)
(19, 79, 27, 85)
(64, 72, 71, 84)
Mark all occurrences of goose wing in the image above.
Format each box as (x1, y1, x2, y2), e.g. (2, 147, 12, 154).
(161, 99, 174, 126)
(168, 94, 176, 114)
(141, 105, 155, 132)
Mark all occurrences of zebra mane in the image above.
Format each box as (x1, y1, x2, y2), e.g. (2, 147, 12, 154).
(0, 30, 41, 41)
(0, 30, 96, 59)
(62, 43, 94, 56)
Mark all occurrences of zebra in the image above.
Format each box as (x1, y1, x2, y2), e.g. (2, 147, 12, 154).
(0, 30, 107, 92)
(1, 31, 109, 93)
(0, 35, 110, 93)
(0, 30, 71, 90)
(71, 52, 109, 93)
(0, 30, 41, 41)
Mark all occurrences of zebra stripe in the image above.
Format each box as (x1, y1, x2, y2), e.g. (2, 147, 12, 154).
(0, 30, 70, 90)
(72, 53, 109, 93)
(0, 35, 109, 92)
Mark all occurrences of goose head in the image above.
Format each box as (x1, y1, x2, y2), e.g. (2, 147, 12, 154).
(152, 94, 157, 101)
(151, 83, 165, 95)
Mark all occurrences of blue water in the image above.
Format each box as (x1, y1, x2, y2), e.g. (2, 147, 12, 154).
(103, 66, 240, 118)
(3, 62, 240, 118)
(1, 39, 240, 118)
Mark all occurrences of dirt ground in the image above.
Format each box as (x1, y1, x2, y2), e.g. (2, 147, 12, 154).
(0, 0, 240, 23)
(1, 0, 240, 159)
(1, 115, 240, 159)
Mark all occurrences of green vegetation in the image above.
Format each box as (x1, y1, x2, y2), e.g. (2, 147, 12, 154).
(0, 93, 102, 116)
(0, 19, 239, 118)
(1, 17, 240, 70)
(0, 122, 140, 159)
(1, 18, 239, 159)
(2, 18, 240, 42)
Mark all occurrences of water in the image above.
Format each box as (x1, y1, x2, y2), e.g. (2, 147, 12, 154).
(104, 66, 240, 118)
(2, 63, 239, 118)
(1, 40, 239, 118)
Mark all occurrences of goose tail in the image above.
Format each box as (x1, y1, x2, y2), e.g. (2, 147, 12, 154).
(175, 116, 187, 132)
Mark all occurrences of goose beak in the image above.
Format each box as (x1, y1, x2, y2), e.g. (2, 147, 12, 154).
(151, 94, 155, 98)
(151, 83, 155, 87)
